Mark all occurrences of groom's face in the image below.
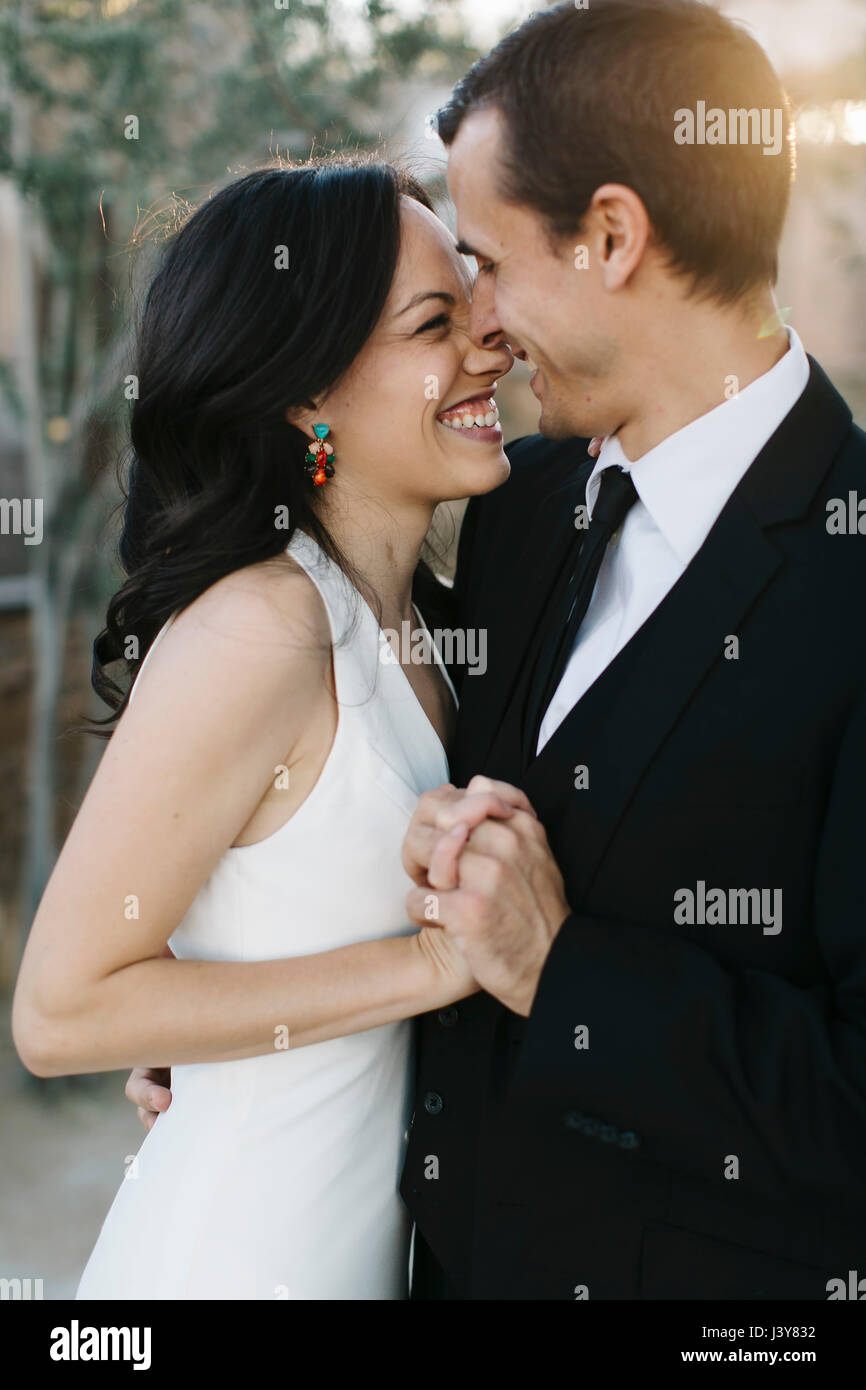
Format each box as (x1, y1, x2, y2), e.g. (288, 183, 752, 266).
(446, 107, 619, 441)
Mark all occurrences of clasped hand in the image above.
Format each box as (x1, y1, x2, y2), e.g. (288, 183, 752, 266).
(402, 775, 572, 1017)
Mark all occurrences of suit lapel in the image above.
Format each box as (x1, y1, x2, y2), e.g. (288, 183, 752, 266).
(454, 462, 593, 776)
(522, 493, 782, 902)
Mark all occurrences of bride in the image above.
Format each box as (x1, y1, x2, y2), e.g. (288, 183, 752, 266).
(11, 156, 532, 1299)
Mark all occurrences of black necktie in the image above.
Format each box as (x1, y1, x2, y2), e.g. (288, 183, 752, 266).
(523, 465, 639, 762)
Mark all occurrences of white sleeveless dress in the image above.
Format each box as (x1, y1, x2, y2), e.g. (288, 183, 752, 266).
(76, 529, 457, 1300)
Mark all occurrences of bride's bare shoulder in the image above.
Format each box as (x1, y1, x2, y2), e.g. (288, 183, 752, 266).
(174, 547, 331, 659)
(126, 548, 333, 727)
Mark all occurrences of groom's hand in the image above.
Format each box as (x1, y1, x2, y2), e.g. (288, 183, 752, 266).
(405, 776, 572, 1017)
(126, 1066, 172, 1132)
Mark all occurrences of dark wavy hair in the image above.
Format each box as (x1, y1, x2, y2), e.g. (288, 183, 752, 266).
(91, 156, 455, 733)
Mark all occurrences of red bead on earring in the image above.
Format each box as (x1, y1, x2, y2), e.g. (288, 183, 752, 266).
(304, 423, 336, 486)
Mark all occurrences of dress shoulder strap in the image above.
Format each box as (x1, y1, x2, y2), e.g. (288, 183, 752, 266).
(285, 528, 380, 710)
(128, 613, 179, 705)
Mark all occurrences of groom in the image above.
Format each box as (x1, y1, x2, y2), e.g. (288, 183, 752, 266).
(399, 0, 866, 1298)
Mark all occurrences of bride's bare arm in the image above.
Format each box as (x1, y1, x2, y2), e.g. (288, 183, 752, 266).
(12, 561, 472, 1078)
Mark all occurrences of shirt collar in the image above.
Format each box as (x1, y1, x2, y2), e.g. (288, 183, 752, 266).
(587, 326, 811, 566)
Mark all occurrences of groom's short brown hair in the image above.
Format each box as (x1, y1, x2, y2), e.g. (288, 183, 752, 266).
(435, 0, 795, 306)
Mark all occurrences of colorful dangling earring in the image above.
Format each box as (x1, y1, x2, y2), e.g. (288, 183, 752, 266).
(304, 423, 336, 486)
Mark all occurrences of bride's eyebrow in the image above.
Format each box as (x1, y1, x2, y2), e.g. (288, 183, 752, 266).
(395, 290, 456, 317)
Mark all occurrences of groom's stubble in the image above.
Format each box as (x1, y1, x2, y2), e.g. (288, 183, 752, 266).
(532, 333, 624, 443)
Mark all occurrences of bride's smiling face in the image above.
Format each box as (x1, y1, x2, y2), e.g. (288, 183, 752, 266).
(304, 196, 514, 505)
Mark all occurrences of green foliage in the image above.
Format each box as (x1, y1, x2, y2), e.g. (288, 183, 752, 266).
(2, 0, 477, 473)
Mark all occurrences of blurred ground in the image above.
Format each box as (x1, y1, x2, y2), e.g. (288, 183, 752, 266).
(0, 993, 143, 1300)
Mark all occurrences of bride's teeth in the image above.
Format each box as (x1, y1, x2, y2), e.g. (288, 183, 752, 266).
(437, 398, 499, 428)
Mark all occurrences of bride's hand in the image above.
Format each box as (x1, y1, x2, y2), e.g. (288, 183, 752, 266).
(416, 925, 480, 1000)
(423, 776, 539, 895)
(402, 777, 536, 888)
(413, 821, 478, 999)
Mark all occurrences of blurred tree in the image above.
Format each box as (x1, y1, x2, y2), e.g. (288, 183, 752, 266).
(0, 0, 476, 961)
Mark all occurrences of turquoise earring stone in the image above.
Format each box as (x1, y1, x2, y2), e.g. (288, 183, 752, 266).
(313, 423, 330, 439)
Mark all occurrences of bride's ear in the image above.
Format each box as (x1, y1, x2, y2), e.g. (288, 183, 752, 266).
(285, 400, 319, 441)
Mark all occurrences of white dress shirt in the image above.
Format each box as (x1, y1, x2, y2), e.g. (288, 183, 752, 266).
(536, 325, 811, 753)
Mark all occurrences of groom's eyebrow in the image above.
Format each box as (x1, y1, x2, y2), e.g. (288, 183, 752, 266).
(455, 239, 484, 259)
(395, 290, 456, 316)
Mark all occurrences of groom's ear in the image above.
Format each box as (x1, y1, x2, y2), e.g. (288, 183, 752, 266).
(590, 184, 651, 292)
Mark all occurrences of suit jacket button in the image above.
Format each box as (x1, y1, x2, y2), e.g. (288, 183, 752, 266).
(582, 1117, 600, 1138)
(437, 1007, 459, 1027)
(618, 1131, 640, 1150)
(598, 1124, 617, 1143)
(564, 1110, 587, 1130)
(424, 1091, 444, 1115)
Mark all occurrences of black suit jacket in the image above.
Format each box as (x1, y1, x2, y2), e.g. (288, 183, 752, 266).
(401, 356, 866, 1300)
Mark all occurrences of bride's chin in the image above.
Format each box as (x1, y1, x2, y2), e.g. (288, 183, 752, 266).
(450, 453, 511, 500)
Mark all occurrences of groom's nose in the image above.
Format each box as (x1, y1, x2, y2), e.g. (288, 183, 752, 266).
(468, 274, 506, 351)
